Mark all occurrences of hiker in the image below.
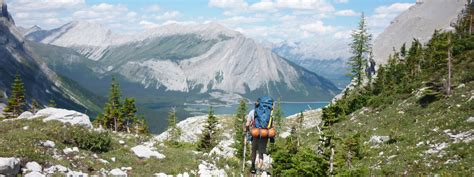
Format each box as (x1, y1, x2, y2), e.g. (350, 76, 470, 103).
(245, 96, 276, 174)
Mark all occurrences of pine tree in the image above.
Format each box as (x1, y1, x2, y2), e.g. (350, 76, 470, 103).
(3, 73, 26, 118)
(296, 111, 304, 147)
(30, 99, 40, 114)
(273, 98, 284, 132)
(167, 107, 181, 143)
(103, 77, 122, 132)
(348, 13, 372, 86)
(122, 97, 137, 132)
(197, 106, 219, 152)
(233, 99, 247, 158)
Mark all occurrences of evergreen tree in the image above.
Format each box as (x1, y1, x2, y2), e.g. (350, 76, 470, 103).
(348, 13, 372, 86)
(122, 98, 137, 132)
(3, 73, 26, 118)
(296, 111, 304, 147)
(167, 107, 181, 144)
(103, 77, 122, 132)
(400, 43, 407, 58)
(233, 99, 247, 158)
(197, 106, 219, 152)
(48, 99, 56, 107)
(30, 99, 40, 114)
(273, 98, 284, 132)
(136, 115, 149, 134)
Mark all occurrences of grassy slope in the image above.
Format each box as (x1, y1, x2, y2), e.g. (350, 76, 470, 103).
(0, 115, 241, 176)
(328, 82, 473, 174)
(293, 35, 474, 175)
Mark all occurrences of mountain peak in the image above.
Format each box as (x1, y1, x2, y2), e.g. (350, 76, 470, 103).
(0, 0, 14, 24)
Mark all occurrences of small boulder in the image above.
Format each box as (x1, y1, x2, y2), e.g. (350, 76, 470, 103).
(44, 165, 68, 174)
(131, 145, 165, 159)
(467, 117, 474, 123)
(110, 168, 127, 177)
(119, 140, 125, 145)
(369, 136, 390, 144)
(40, 140, 55, 148)
(120, 167, 132, 171)
(154, 173, 168, 177)
(63, 147, 79, 154)
(17, 111, 33, 119)
(32, 108, 92, 128)
(0, 157, 20, 176)
(25, 171, 45, 177)
(25, 161, 42, 172)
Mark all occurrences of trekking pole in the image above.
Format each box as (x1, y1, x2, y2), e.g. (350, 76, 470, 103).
(242, 132, 247, 173)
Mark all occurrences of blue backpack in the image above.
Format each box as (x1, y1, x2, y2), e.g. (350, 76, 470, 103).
(254, 96, 274, 129)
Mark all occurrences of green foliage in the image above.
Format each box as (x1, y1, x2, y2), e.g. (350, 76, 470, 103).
(348, 13, 372, 86)
(273, 98, 284, 132)
(3, 73, 26, 118)
(233, 99, 247, 158)
(94, 77, 148, 133)
(30, 99, 41, 114)
(273, 129, 328, 176)
(166, 107, 181, 146)
(48, 99, 56, 107)
(197, 107, 219, 152)
(317, 17, 474, 175)
(61, 125, 112, 153)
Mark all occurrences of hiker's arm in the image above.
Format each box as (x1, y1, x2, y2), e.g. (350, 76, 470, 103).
(245, 113, 252, 132)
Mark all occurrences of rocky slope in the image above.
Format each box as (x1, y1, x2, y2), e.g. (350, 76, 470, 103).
(373, 0, 466, 64)
(0, 1, 101, 114)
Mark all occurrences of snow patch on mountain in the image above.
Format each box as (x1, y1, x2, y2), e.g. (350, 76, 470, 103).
(373, 0, 466, 65)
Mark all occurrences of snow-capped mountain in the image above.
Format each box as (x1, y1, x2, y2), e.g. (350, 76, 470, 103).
(25, 21, 340, 103)
(373, 0, 466, 64)
(0, 1, 100, 113)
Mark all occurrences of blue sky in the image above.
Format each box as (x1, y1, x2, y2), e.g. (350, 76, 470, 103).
(7, 0, 415, 59)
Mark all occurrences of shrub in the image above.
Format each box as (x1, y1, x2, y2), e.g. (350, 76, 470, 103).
(62, 126, 112, 153)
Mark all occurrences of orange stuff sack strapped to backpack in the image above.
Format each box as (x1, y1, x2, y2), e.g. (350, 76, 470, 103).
(251, 127, 276, 138)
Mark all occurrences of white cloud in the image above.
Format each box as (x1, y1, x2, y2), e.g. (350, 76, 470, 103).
(145, 5, 161, 13)
(250, 0, 276, 11)
(334, 30, 351, 39)
(300, 20, 335, 34)
(375, 3, 414, 14)
(334, 0, 348, 3)
(139, 20, 160, 29)
(274, 0, 334, 12)
(208, 0, 248, 9)
(368, 2, 414, 35)
(219, 16, 264, 26)
(9, 0, 85, 11)
(155, 11, 181, 21)
(335, 9, 359, 17)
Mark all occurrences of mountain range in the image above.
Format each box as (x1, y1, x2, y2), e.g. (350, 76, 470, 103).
(11, 19, 340, 132)
(0, 1, 101, 115)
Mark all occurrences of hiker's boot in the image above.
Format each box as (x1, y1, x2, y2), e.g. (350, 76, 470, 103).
(250, 165, 256, 174)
